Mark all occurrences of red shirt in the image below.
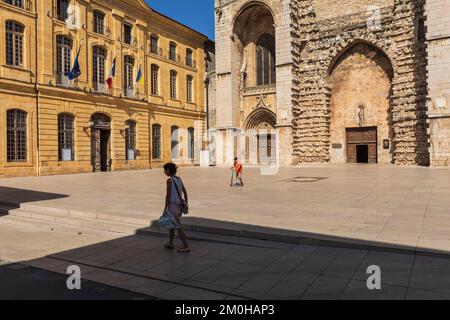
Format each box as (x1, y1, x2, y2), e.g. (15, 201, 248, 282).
(234, 161, 243, 174)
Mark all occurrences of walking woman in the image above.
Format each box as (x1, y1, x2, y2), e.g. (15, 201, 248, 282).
(163, 163, 190, 253)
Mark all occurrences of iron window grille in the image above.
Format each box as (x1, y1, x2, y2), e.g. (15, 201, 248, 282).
(93, 46, 106, 91)
(124, 56, 134, 96)
(125, 121, 136, 160)
(93, 11, 105, 35)
(186, 49, 193, 67)
(124, 23, 132, 45)
(56, 35, 72, 85)
(7, 109, 27, 162)
(58, 113, 75, 161)
(186, 75, 193, 102)
(150, 35, 159, 54)
(152, 124, 161, 159)
(6, 21, 24, 67)
(151, 64, 159, 96)
(169, 42, 177, 61)
(170, 70, 177, 100)
(4, 0, 23, 8)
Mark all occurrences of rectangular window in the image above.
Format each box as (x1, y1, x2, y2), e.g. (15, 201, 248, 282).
(5, 0, 23, 8)
(186, 49, 193, 67)
(170, 70, 177, 100)
(57, 0, 69, 21)
(7, 109, 27, 162)
(171, 126, 179, 160)
(125, 121, 136, 160)
(152, 124, 161, 159)
(6, 21, 24, 67)
(150, 35, 159, 54)
(186, 75, 193, 102)
(56, 36, 72, 85)
(124, 56, 134, 97)
(124, 23, 132, 45)
(93, 11, 105, 35)
(151, 65, 159, 96)
(93, 46, 106, 92)
(58, 114, 74, 161)
(169, 42, 177, 61)
(188, 127, 194, 160)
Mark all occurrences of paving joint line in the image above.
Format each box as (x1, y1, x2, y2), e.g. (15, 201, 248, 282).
(47, 255, 253, 300)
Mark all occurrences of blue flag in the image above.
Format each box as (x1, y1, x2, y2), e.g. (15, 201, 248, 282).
(67, 45, 82, 80)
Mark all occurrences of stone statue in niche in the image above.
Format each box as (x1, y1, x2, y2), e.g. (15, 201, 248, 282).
(357, 105, 366, 126)
(240, 49, 248, 90)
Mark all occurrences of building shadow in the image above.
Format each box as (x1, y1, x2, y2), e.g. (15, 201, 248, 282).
(2, 215, 450, 300)
(0, 186, 69, 216)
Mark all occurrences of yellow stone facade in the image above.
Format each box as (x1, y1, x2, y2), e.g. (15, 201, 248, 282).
(0, 0, 207, 177)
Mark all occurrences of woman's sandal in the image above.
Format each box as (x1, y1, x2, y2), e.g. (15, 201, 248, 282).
(177, 247, 191, 253)
(164, 244, 175, 250)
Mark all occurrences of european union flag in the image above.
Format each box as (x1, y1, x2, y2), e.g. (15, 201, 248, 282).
(67, 46, 82, 80)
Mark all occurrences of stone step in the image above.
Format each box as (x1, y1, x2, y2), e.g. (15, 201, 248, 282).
(7, 209, 147, 234)
(15, 203, 150, 226)
(148, 218, 450, 257)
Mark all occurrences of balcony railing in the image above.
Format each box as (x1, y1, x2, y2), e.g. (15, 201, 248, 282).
(124, 88, 135, 99)
(149, 47, 197, 69)
(56, 72, 70, 87)
(93, 82, 107, 93)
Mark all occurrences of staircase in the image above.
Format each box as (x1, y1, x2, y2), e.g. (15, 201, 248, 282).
(0, 203, 149, 235)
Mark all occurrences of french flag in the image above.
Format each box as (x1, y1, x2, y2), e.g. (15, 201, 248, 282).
(106, 57, 116, 90)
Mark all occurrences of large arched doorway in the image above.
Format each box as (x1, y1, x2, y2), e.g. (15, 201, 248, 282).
(233, 3, 276, 89)
(244, 107, 277, 164)
(328, 42, 394, 164)
(91, 113, 111, 172)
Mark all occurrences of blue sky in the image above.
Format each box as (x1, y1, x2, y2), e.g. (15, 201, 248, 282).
(145, 0, 215, 40)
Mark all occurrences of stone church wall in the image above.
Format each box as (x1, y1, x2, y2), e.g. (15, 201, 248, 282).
(290, 0, 429, 165)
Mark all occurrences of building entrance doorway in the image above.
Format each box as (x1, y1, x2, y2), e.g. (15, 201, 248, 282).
(346, 127, 377, 163)
(257, 133, 276, 164)
(91, 113, 111, 172)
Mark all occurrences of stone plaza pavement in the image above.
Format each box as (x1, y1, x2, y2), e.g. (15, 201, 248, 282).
(0, 164, 449, 253)
(2, 214, 450, 300)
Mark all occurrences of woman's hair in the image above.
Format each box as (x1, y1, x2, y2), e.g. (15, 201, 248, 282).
(163, 162, 178, 176)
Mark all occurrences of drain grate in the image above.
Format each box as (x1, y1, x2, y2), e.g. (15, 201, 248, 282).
(289, 176, 328, 183)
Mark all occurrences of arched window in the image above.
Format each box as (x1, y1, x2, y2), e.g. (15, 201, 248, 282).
(6, 21, 24, 67)
(170, 70, 177, 99)
(256, 34, 276, 85)
(56, 35, 72, 85)
(169, 42, 177, 61)
(7, 109, 27, 162)
(171, 126, 179, 160)
(57, 0, 69, 21)
(125, 120, 136, 160)
(186, 48, 193, 67)
(188, 127, 195, 160)
(152, 124, 161, 160)
(93, 10, 105, 35)
(58, 113, 75, 161)
(150, 35, 159, 54)
(93, 46, 106, 92)
(124, 55, 134, 97)
(151, 64, 159, 96)
(5, 0, 23, 8)
(186, 75, 193, 102)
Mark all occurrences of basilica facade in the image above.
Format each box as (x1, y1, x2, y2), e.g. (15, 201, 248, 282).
(213, 0, 448, 167)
